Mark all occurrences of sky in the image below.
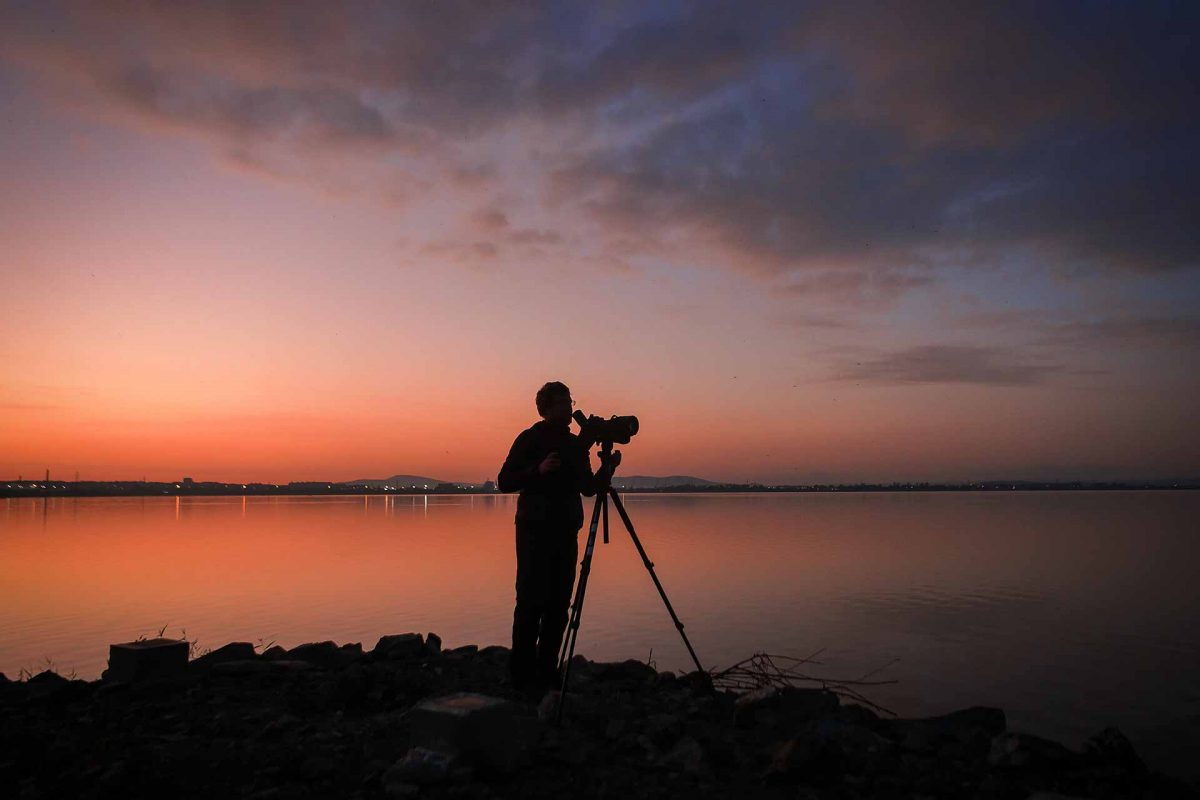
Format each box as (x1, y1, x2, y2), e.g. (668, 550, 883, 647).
(0, 1, 1197, 485)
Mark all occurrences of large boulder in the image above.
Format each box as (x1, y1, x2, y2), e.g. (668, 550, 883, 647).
(988, 731, 1081, 771)
(286, 640, 362, 668)
(769, 718, 896, 781)
(1082, 727, 1147, 776)
(189, 641, 256, 673)
(212, 660, 271, 677)
(593, 659, 658, 686)
(888, 706, 1006, 757)
(373, 633, 426, 661)
(261, 645, 288, 660)
(477, 645, 510, 663)
(734, 685, 840, 729)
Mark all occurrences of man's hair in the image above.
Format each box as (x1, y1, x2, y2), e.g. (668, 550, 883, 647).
(535, 381, 571, 416)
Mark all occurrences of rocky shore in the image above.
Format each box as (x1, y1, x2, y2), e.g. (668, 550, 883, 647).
(1, 633, 1194, 799)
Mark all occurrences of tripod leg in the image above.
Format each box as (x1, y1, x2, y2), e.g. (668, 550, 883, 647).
(555, 491, 605, 723)
(603, 490, 609, 544)
(607, 488, 705, 674)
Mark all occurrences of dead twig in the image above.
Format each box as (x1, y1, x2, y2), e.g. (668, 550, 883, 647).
(709, 651, 900, 717)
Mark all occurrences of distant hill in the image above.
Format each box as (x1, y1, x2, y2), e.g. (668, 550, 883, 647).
(611, 475, 718, 489)
(344, 474, 447, 489)
(343, 473, 716, 491)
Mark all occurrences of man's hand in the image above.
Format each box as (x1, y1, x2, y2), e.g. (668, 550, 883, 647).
(538, 451, 561, 475)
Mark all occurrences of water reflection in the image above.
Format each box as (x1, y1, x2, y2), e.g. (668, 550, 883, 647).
(0, 491, 1197, 776)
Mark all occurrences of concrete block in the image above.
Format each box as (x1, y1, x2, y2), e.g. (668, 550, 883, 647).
(106, 638, 188, 682)
(409, 693, 533, 772)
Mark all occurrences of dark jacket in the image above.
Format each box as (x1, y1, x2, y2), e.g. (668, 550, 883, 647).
(498, 419, 599, 529)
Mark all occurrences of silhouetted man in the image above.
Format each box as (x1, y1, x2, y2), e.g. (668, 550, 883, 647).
(498, 381, 608, 699)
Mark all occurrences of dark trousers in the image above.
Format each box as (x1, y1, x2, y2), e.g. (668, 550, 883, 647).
(510, 520, 579, 689)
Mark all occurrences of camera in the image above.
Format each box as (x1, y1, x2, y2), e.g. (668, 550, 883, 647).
(573, 409, 639, 447)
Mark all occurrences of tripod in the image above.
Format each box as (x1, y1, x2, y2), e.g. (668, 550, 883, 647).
(554, 441, 704, 724)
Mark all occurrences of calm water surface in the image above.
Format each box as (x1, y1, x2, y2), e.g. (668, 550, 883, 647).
(2, 491, 1197, 776)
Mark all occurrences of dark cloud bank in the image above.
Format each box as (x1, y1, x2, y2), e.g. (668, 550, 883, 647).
(3, 1, 1197, 293)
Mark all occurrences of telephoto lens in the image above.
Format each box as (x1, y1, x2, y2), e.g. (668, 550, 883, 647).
(573, 410, 639, 446)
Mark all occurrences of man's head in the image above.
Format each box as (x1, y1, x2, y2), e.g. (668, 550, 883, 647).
(535, 381, 574, 426)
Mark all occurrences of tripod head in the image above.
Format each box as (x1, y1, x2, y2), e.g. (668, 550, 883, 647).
(595, 440, 621, 493)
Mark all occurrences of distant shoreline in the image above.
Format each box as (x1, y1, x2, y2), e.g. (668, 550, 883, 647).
(2, 480, 1196, 499)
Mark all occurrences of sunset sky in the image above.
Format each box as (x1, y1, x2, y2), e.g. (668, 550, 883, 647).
(1, 1, 1197, 484)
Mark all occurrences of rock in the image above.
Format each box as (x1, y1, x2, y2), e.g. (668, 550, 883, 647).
(261, 645, 288, 660)
(28, 669, 68, 686)
(645, 712, 684, 747)
(444, 645, 478, 659)
(1024, 793, 1092, 800)
(106, 638, 189, 682)
(477, 645, 510, 663)
(373, 633, 425, 660)
(1082, 727, 1147, 776)
(536, 691, 560, 723)
(299, 754, 336, 780)
(661, 736, 705, 774)
(212, 660, 271, 677)
(385, 747, 456, 786)
(287, 640, 359, 668)
(257, 714, 300, 740)
(836, 703, 883, 727)
(769, 719, 896, 780)
(0, 672, 8, 683)
(334, 663, 372, 708)
(409, 692, 534, 772)
(425, 633, 442, 655)
(595, 659, 658, 685)
(383, 781, 420, 798)
(680, 670, 714, 696)
(988, 732, 1081, 771)
(889, 706, 1005, 757)
(24, 669, 78, 700)
(604, 718, 627, 739)
(189, 642, 257, 673)
(734, 686, 840, 728)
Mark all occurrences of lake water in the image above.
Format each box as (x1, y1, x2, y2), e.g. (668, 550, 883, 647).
(2, 491, 1197, 777)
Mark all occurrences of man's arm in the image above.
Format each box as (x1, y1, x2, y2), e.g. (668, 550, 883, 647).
(498, 431, 539, 493)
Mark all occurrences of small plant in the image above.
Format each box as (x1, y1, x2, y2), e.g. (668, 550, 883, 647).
(15, 655, 76, 681)
(132, 623, 208, 658)
(180, 628, 210, 659)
